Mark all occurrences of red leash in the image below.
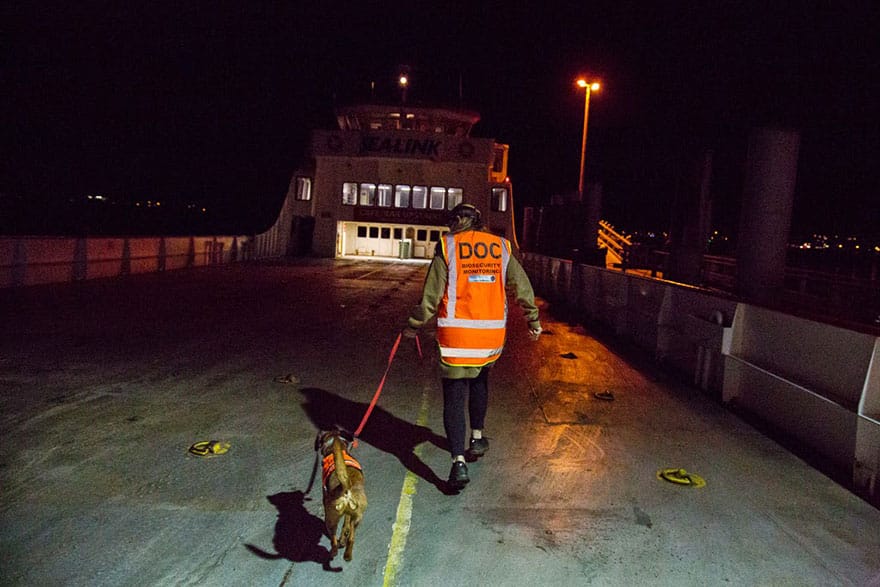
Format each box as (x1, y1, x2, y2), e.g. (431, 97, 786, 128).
(351, 331, 422, 448)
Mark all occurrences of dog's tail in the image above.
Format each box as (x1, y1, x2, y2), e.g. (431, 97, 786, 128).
(332, 437, 351, 491)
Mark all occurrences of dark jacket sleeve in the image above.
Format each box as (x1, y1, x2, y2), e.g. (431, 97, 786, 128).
(407, 254, 447, 329)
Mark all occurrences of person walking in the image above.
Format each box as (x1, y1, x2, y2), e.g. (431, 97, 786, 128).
(405, 203, 541, 490)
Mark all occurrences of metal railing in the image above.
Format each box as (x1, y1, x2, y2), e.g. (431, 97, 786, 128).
(597, 220, 629, 266)
(593, 223, 879, 329)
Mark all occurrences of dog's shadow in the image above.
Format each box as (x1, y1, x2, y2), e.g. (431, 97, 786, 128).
(299, 386, 455, 495)
(244, 490, 339, 572)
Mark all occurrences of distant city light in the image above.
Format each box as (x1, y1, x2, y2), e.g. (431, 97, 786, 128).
(607, 222, 877, 258)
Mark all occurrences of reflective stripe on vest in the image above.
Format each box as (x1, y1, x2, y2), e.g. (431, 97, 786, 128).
(437, 231, 510, 367)
(440, 345, 506, 358)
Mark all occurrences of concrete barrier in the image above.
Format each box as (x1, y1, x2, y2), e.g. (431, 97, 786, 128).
(523, 251, 880, 502)
(0, 181, 299, 288)
(722, 304, 880, 501)
(0, 235, 253, 288)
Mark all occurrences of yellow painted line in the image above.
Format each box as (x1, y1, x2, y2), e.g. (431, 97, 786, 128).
(382, 388, 431, 587)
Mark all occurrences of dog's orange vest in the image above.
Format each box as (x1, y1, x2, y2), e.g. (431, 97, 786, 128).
(322, 451, 363, 490)
(437, 230, 511, 367)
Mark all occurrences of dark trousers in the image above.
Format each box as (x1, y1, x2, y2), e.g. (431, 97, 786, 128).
(441, 367, 490, 457)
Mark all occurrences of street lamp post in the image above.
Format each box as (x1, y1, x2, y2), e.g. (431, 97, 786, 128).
(576, 79, 600, 199)
(399, 74, 409, 104)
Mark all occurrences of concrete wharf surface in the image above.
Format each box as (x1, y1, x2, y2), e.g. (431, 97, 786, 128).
(1, 258, 879, 587)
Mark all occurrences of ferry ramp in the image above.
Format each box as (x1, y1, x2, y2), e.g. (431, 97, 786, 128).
(1, 258, 879, 587)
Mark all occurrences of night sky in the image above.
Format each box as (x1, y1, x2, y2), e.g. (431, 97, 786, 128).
(2, 3, 877, 238)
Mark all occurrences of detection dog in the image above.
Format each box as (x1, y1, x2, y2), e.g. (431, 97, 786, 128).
(315, 429, 367, 562)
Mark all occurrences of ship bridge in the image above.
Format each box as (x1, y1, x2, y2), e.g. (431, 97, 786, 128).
(335, 103, 480, 136)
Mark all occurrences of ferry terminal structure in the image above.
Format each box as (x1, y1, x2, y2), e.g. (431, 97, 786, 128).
(285, 102, 516, 259)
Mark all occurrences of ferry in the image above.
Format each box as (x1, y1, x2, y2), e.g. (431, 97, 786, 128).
(282, 100, 516, 259)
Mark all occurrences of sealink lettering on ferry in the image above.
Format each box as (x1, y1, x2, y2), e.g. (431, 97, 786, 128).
(361, 136, 441, 156)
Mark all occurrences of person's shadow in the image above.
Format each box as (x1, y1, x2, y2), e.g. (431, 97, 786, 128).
(244, 490, 339, 572)
(299, 386, 455, 495)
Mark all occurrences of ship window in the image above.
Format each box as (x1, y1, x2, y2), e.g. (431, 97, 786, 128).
(394, 185, 411, 208)
(393, 228, 403, 239)
(295, 176, 312, 201)
(492, 147, 505, 173)
(357, 226, 367, 237)
(429, 187, 445, 210)
(412, 186, 428, 209)
(369, 226, 379, 238)
(381, 227, 391, 239)
(342, 182, 357, 205)
(429, 230, 441, 242)
(417, 229, 428, 241)
(447, 188, 463, 209)
(359, 183, 377, 206)
(377, 183, 393, 207)
(491, 187, 508, 212)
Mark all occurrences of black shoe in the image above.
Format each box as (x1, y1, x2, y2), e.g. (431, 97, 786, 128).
(465, 437, 489, 460)
(448, 461, 469, 489)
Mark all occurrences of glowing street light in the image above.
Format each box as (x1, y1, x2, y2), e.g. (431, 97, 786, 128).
(576, 78, 600, 198)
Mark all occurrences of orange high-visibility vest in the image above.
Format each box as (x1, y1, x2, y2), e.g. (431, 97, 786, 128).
(437, 230, 511, 367)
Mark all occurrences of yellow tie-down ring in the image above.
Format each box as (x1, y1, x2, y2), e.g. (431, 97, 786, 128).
(656, 468, 706, 488)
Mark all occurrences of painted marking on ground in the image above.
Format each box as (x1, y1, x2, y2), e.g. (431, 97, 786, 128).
(382, 388, 431, 587)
